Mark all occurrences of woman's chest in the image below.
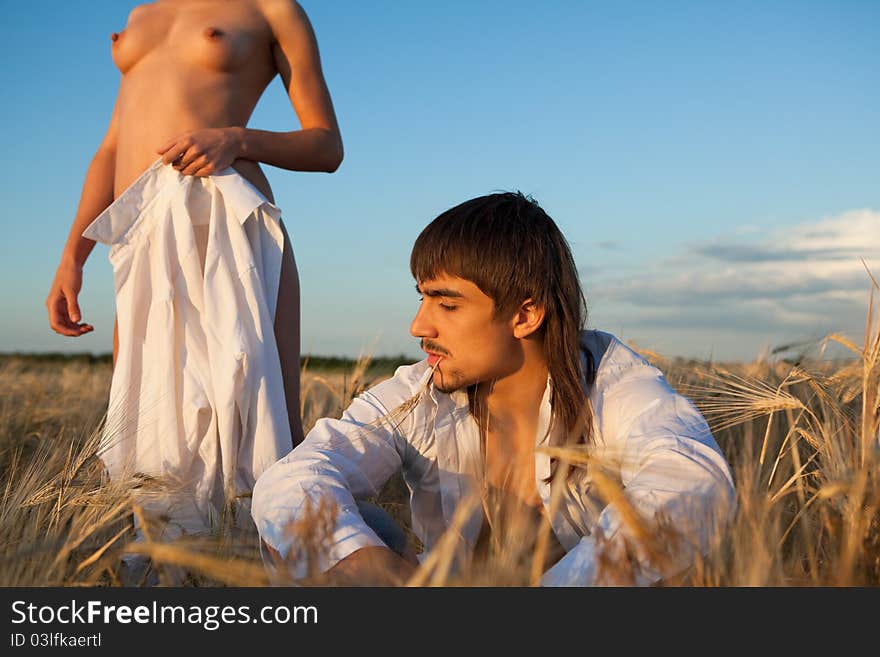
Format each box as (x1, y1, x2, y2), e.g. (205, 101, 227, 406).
(111, 4, 271, 75)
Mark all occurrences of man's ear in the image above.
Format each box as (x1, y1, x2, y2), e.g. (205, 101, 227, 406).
(511, 298, 545, 339)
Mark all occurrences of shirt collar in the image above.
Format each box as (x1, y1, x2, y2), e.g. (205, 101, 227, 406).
(425, 367, 556, 447)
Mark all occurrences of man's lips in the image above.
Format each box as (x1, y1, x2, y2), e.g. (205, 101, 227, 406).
(421, 341, 447, 367)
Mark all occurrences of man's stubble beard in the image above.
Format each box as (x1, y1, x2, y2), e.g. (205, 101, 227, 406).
(432, 365, 472, 394)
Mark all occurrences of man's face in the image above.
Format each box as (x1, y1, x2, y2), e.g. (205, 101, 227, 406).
(410, 273, 520, 393)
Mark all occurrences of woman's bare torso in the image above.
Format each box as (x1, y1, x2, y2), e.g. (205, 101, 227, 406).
(112, 0, 277, 200)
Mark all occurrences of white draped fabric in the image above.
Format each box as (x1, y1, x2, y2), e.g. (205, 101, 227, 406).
(84, 159, 293, 535)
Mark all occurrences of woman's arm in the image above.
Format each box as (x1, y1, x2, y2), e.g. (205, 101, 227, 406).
(158, 0, 343, 176)
(46, 92, 121, 337)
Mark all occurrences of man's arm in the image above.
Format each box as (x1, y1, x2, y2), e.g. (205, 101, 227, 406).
(323, 546, 417, 586)
(542, 348, 736, 586)
(46, 89, 121, 337)
(263, 542, 416, 586)
(253, 366, 429, 583)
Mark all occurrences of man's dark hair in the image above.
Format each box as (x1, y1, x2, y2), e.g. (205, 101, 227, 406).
(410, 192, 595, 445)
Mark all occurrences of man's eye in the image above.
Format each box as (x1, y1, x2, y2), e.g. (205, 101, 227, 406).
(440, 304, 457, 311)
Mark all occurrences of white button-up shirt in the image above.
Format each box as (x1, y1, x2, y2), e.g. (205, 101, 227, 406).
(83, 159, 293, 534)
(252, 330, 736, 585)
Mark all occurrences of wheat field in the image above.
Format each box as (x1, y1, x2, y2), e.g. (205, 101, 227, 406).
(2, 282, 878, 586)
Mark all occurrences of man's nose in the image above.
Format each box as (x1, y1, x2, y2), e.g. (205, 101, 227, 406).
(409, 303, 437, 339)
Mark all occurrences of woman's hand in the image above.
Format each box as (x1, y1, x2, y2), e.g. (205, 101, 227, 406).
(157, 127, 244, 176)
(46, 259, 93, 337)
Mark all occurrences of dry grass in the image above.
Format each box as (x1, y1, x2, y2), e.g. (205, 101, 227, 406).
(2, 278, 879, 586)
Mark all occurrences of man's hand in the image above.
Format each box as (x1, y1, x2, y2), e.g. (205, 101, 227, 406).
(323, 546, 417, 586)
(46, 259, 93, 337)
(157, 127, 244, 177)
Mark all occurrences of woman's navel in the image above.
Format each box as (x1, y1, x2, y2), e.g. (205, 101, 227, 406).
(203, 27, 225, 40)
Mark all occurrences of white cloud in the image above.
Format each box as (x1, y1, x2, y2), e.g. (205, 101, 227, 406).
(588, 209, 879, 359)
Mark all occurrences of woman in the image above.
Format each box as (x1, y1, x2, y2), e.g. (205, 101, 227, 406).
(45, 0, 342, 538)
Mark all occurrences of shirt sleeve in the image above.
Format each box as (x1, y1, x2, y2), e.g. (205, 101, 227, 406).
(541, 354, 736, 586)
(251, 367, 427, 580)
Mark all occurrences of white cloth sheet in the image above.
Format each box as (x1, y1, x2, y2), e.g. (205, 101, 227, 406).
(252, 330, 736, 585)
(84, 159, 293, 535)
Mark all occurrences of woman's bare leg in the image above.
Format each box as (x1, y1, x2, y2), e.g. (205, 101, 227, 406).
(274, 220, 306, 447)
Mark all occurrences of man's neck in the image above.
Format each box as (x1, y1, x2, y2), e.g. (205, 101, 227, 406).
(482, 344, 549, 436)
(473, 342, 549, 505)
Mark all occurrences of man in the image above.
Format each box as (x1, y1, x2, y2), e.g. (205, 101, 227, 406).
(252, 192, 736, 586)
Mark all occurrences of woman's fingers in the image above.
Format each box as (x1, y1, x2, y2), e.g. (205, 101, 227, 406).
(64, 288, 81, 323)
(156, 137, 175, 154)
(161, 140, 191, 167)
(159, 129, 233, 176)
(191, 164, 217, 177)
(181, 154, 209, 176)
(175, 146, 199, 170)
(47, 291, 93, 337)
(65, 290, 92, 333)
(48, 296, 79, 336)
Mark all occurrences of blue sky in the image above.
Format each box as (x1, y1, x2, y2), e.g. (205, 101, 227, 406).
(2, 0, 878, 361)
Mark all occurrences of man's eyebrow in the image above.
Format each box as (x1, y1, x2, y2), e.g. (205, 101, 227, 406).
(415, 284, 465, 298)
